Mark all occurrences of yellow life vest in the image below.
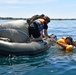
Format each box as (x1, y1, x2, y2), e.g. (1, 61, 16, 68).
(57, 36, 74, 52)
(57, 37, 67, 45)
(66, 45, 74, 52)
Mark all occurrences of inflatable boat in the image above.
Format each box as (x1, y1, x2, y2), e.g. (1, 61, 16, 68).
(0, 20, 56, 56)
(0, 38, 52, 56)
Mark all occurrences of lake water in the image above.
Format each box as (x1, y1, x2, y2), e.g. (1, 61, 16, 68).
(0, 20, 76, 75)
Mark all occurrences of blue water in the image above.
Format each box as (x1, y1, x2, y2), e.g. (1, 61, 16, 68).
(0, 20, 76, 75)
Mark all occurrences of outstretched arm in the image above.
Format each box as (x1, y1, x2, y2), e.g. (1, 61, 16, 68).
(43, 29, 50, 38)
(52, 39, 67, 48)
(56, 42, 66, 48)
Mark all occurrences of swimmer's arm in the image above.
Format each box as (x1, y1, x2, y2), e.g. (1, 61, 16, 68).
(56, 42, 66, 48)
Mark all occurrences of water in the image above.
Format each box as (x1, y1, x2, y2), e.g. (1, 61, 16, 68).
(0, 20, 76, 75)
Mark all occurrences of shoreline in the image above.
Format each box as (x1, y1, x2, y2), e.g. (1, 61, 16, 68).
(0, 17, 76, 20)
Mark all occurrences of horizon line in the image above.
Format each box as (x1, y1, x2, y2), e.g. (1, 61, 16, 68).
(0, 17, 76, 20)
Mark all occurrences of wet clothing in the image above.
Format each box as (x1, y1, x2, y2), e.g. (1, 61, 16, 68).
(57, 37, 74, 52)
(57, 37, 67, 45)
(28, 19, 48, 38)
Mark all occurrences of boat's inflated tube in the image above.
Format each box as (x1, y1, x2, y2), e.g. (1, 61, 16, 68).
(0, 20, 29, 42)
(0, 38, 52, 56)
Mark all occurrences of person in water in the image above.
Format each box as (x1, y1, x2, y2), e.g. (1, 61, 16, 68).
(28, 15, 51, 41)
(54, 36, 76, 52)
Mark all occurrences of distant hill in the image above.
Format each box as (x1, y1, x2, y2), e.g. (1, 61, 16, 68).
(0, 17, 76, 20)
(0, 17, 27, 20)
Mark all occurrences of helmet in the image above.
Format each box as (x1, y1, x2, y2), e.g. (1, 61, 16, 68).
(43, 16, 50, 23)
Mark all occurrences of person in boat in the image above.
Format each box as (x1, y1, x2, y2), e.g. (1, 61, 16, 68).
(27, 14, 45, 25)
(54, 36, 76, 52)
(28, 15, 51, 41)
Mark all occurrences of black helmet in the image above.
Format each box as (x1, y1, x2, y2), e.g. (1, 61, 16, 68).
(43, 16, 50, 23)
